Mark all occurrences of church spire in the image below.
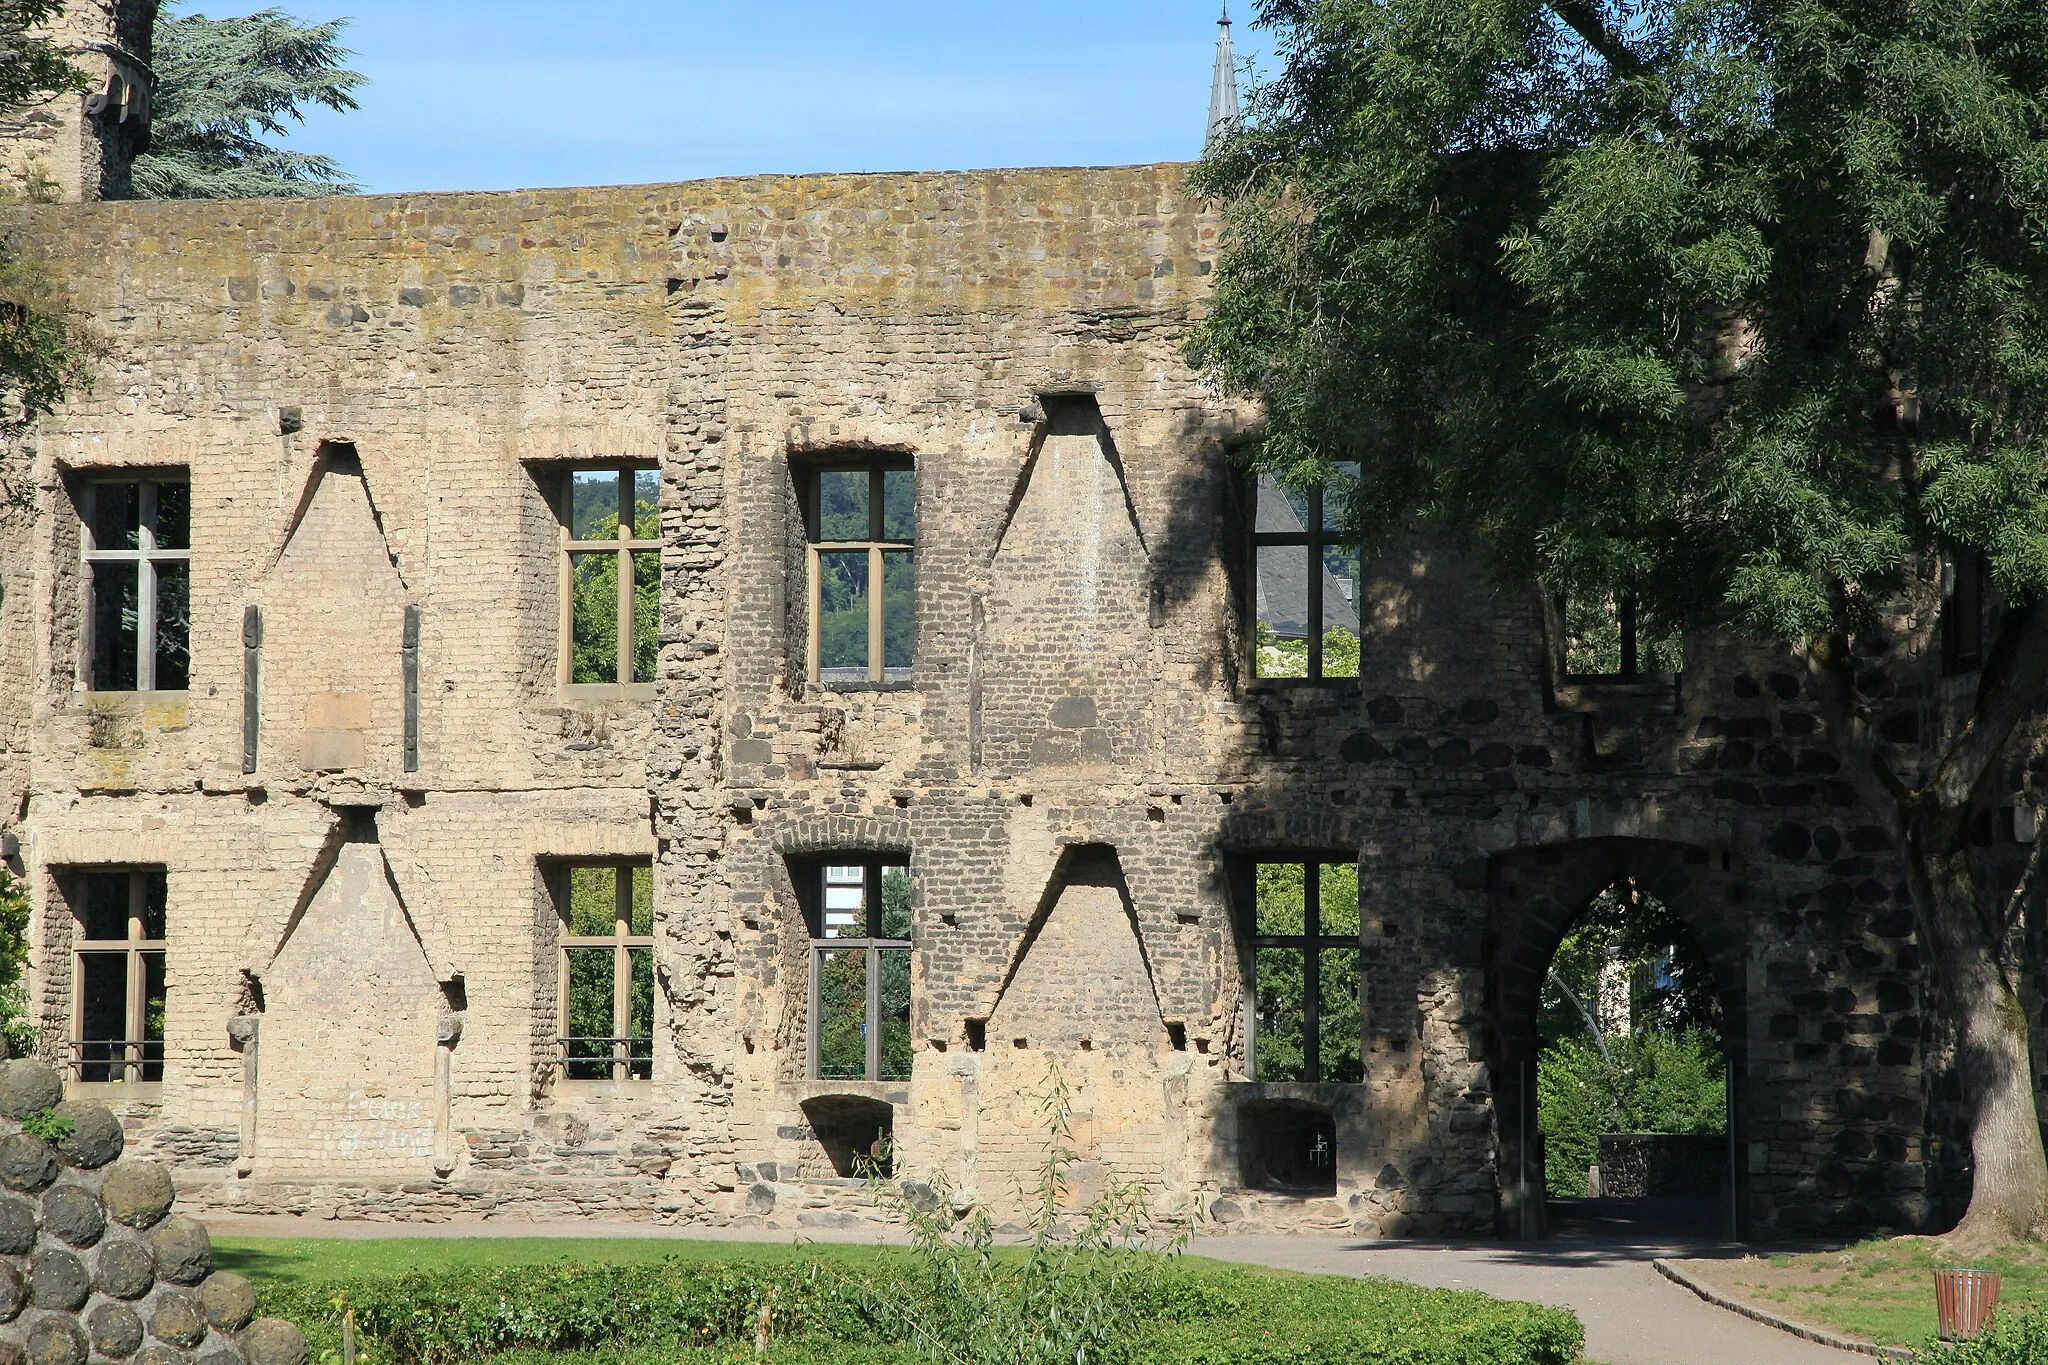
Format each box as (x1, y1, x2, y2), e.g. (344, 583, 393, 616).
(1206, 5, 1240, 153)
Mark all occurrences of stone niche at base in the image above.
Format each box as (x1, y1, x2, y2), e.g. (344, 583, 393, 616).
(0, 1058, 308, 1365)
(254, 829, 441, 1182)
(976, 845, 1178, 1214)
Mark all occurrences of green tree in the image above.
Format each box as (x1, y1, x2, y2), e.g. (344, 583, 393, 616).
(1193, 0, 2048, 1242)
(132, 4, 366, 199)
(0, 1, 94, 512)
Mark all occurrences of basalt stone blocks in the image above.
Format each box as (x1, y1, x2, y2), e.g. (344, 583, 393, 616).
(0, 1062, 306, 1365)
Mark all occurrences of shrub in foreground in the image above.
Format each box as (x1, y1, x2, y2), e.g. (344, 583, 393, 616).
(1916, 1306, 2048, 1363)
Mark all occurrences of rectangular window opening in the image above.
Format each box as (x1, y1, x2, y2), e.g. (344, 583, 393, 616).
(70, 868, 168, 1085)
(803, 460, 915, 686)
(557, 464, 660, 690)
(80, 476, 191, 693)
(553, 859, 655, 1083)
(1252, 465, 1360, 681)
(1558, 591, 1680, 679)
(803, 856, 912, 1082)
(1244, 859, 1361, 1083)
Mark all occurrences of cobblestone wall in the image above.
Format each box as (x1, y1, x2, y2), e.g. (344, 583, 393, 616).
(0, 166, 2017, 1239)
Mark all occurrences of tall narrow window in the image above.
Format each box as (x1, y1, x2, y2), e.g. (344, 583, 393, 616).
(1252, 466, 1360, 680)
(81, 476, 190, 692)
(805, 858, 912, 1082)
(1242, 860, 1361, 1083)
(72, 868, 167, 1085)
(560, 466, 660, 688)
(805, 461, 914, 685)
(1944, 552, 1988, 675)
(553, 862, 654, 1082)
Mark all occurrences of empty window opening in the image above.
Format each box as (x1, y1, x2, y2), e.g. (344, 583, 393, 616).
(558, 466, 660, 687)
(1252, 465, 1360, 681)
(1945, 551, 1988, 674)
(551, 861, 654, 1082)
(801, 1094, 894, 1178)
(1241, 1100, 1337, 1196)
(80, 476, 191, 692)
(803, 460, 914, 685)
(1243, 859, 1362, 1082)
(73, 868, 167, 1084)
(803, 857, 911, 1081)
(1557, 591, 1679, 679)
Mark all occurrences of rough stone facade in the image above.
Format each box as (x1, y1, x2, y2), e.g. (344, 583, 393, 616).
(0, 24, 2029, 1237)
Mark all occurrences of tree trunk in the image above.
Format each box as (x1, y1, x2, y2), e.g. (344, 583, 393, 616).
(1903, 809, 2048, 1244)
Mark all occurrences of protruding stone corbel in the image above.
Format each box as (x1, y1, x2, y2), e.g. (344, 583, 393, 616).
(432, 1012, 463, 1178)
(227, 1015, 260, 1176)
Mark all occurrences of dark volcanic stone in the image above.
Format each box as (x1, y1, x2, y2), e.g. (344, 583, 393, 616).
(0, 1133, 58, 1192)
(103, 1160, 176, 1229)
(150, 1216, 212, 1286)
(42, 1183, 105, 1246)
(98, 1237, 156, 1299)
(239, 1319, 309, 1365)
(53, 1099, 125, 1168)
(200, 1271, 258, 1331)
(0, 1062, 63, 1121)
(152, 1290, 207, 1348)
(0, 1195, 35, 1253)
(91, 1303, 146, 1358)
(30, 1246, 90, 1310)
(27, 1316, 87, 1365)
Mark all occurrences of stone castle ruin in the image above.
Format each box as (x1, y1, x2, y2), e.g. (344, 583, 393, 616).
(0, 0, 2035, 1239)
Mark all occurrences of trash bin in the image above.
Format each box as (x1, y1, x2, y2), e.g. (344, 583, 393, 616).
(1935, 1268, 2002, 1341)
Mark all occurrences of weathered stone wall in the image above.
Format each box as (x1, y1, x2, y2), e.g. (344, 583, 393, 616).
(0, 1058, 306, 1365)
(0, 165, 2011, 1239)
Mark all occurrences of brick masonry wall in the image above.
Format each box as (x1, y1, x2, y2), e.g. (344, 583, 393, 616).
(0, 166, 2016, 1237)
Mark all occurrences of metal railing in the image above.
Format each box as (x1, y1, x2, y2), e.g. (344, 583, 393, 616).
(69, 1038, 164, 1085)
(554, 1035, 651, 1084)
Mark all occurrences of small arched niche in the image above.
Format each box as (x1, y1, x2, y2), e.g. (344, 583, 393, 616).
(801, 1093, 894, 1178)
(1239, 1098, 1338, 1196)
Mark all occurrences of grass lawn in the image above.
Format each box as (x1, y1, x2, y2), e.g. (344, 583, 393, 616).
(1678, 1237, 2048, 1347)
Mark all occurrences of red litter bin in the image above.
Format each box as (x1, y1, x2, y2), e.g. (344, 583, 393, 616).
(1935, 1268, 2002, 1341)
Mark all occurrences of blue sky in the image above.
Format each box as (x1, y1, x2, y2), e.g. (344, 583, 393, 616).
(252, 1, 1274, 196)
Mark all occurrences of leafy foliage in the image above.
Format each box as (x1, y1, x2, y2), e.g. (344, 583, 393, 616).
(1253, 620, 1361, 678)
(1189, 0, 2048, 639)
(18, 1107, 73, 1144)
(1248, 861, 1361, 1082)
(1915, 1304, 2048, 1363)
(132, 5, 366, 199)
(0, 866, 34, 1057)
(567, 486, 659, 686)
(1538, 1030, 1727, 1196)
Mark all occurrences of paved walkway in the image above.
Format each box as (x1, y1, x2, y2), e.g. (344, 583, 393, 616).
(197, 1215, 1868, 1365)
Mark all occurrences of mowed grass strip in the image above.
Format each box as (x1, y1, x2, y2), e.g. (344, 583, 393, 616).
(1680, 1237, 2048, 1347)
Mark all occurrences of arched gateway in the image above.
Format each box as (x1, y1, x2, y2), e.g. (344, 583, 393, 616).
(1487, 838, 1751, 1238)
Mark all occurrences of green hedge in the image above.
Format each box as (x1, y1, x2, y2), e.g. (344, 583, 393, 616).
(256, 1255, 1581, 1365)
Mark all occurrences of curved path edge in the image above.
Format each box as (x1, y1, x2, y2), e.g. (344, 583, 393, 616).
(1652, 1258, 1914, 1362)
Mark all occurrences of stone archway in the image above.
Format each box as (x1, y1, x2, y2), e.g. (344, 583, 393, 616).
(1487, 838, 1751, 1238)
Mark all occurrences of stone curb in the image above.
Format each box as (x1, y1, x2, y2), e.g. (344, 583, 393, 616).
(1652, 1257, 1915, 1361)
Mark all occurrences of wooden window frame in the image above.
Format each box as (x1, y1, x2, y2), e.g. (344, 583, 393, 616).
(804, 857, 912, 1082)
(80, 475, 191, 693)
(551, 860, 654, 1085)
(1240, 858, 1360, 1084)
(70, 867, 167, 1089)
(557, 464, 661, 691)
(1251, 469, 1359, 683)
(802, 460, 915, 687)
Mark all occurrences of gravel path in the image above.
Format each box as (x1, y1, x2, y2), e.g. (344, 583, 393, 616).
(197, 1214, 1871, 1365)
